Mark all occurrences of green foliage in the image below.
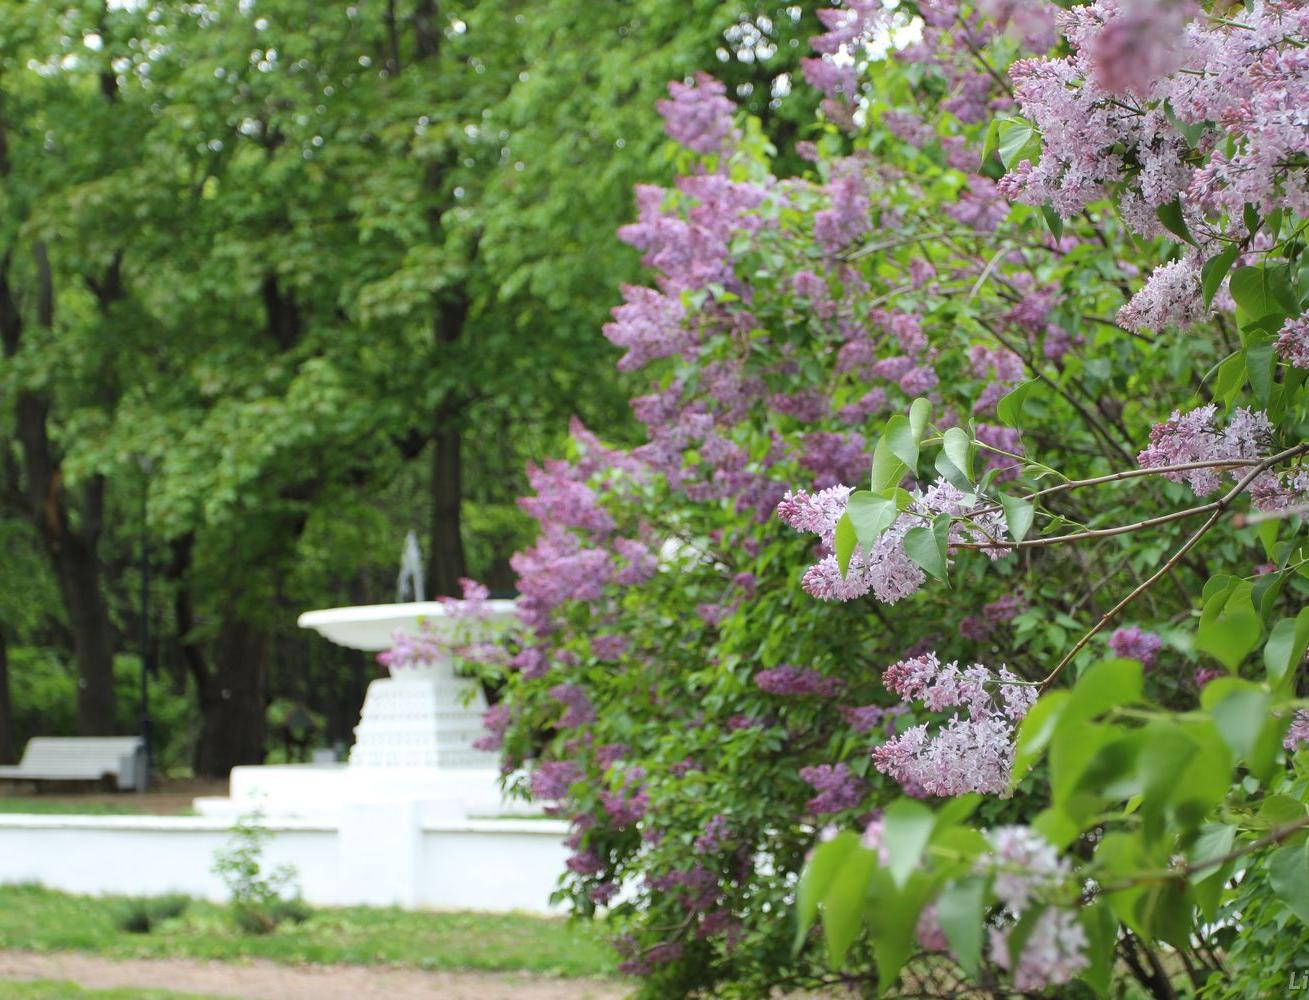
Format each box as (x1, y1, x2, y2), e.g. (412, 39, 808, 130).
(6, 651, 197, 775)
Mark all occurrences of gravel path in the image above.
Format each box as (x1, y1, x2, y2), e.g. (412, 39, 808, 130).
(0, 951, 630, 999)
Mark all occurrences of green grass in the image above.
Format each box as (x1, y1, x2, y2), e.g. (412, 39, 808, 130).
(0, 981, 220, 999)
(0, 885, 617, 979)
(0, 800, 144, 816)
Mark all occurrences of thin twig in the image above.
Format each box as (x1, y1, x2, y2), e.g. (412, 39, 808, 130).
(1039, 442, 1309, 689)
(1097, 813, 1309, 892)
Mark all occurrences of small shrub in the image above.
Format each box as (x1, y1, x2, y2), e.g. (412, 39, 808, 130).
(211, 807, 307, 934)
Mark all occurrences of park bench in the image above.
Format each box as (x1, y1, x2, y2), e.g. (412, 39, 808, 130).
(0, 736, 145, 791)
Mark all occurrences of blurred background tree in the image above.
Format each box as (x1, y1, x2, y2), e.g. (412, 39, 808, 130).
(0, 0, 818, 774)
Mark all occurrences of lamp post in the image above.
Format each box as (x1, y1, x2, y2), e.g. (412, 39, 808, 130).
(138, 457, 153, 793)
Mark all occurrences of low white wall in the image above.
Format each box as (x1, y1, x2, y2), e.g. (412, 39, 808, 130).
(0, 813, 570, 913)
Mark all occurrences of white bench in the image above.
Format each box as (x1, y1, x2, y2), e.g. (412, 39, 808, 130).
(0, 737, 146, 791)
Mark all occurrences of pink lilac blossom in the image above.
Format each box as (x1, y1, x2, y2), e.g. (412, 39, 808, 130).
(377, 579, 499, 669)
(613, 537, 658, 585)
(1251, 468, 1309, 513)
(1108, 625, 1163, 668)
(771, 390, 829, 423)
(472, 702, 512, 752)
(601, 773, 650, 827)
(438, 577, 492, 617)
(596, 743, 628, 770)
(697, 603, 731, 626)
(1005, 1, 1309, 225)
(800, 431, 866, 489)
(591, 633, 629, 661)
(1117, 258, 1209, 333)
(1137, 403, 1271, 495)
(801, 56, 858, 102)
(1194, 666, 1224, 688)
(519, 464, 615, 535)
(944, 176, 1010, 232)
(990, 908, 1090, 990)
(694, 814, 732, 854)
(1277, 316, 1309, 369)
(1089, 0, 1194, 99)
(780, 478, 1011, 606)
(510, 530, 613, 634)
(916, 480, 1011, 559)
(566, 849, 604, 876)
(814, 158, 873, 253)
(531, 760, 583, 802)
(971, 345, 1026, 414)
(976, 424, 1024, 482)
(801, 1, 888, 103)
(985, 593, 1024, 623)
(656, 72, 737, 156)
(839, 703, 906, 734)
(1285, 710, 1309, 752)
(873, 653, 1036, 797)
(798, 763, 867, 815)
(550, 683, 596, 728)
(915, 904, 951, 953)
(512, 645, 549, 679)
(908, 257, 936, 288)
(836, 388, 889, 425)
(602, 284, 690, 372)
(860, 815, 890, 865)
(978, 0, 1057, 50)
(618, 175, 771, 296)
(986, 826, 1069, 913)
(755, 664, 844, 698)
(776, 485, 851, 535)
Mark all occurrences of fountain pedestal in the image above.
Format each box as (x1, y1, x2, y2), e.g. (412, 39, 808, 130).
(194, 600, 516, 824)
(349, 664, 493, 770)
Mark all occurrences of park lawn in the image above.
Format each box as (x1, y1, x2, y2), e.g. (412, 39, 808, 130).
(0, 885, 616, 979)
(0, 801, 144, 816)
(0, 981, 218, 1000)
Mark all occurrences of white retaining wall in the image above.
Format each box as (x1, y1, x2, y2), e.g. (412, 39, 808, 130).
(0, 813, 570, 913)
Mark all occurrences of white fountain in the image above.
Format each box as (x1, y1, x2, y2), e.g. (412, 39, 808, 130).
(188, 536, 565, 909)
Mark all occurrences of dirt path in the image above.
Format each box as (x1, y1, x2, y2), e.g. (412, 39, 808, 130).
(0, 951, 631, 999)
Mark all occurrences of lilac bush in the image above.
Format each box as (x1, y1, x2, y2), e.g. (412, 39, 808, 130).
(444, 0, 1309, 995)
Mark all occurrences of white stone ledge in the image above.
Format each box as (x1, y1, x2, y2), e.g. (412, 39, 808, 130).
(0, 814, 327, 833)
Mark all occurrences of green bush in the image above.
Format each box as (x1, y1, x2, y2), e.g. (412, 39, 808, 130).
(111, 894, 190, 935)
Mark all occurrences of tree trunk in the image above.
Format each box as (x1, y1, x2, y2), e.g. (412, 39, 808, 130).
(193, 618, 268, 777)
(429, 415, 465, 596)
(50, 511, 116, 734)
(0, 628, 14, 764)
(0, 243, 118, 736)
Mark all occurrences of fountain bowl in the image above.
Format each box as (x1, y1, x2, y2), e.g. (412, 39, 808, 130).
(297, 599, 518, 653)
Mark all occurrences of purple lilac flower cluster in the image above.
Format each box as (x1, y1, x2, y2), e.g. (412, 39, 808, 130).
(1001, 1, 1309, 329)
(656, 72, 738, 157)
(377, 579, 495, 670)
(777, 479, 1010, 606)
(754, 664, 844, 699)
(872, 652, 1036, 797)
(798, 762, 866, 815)
(983, 827, 1088, 990)
(1137, 404, 1271, 495)
(1108, 625, 1163, 668)
(1285, 710, 1309, 752)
